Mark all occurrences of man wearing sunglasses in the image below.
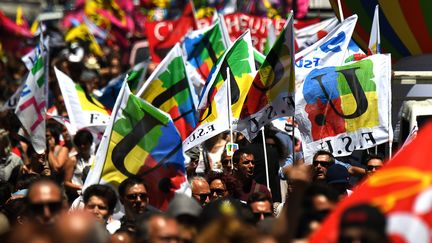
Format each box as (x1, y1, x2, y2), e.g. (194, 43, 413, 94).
(190, 176, 211, 207)
(25, 178, 66, 226)
(312, 150, 337, 182)
(365, 154, 384, 176)
(118, 177, 157, 234)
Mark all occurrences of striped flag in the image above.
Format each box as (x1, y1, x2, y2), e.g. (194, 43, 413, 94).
(15, 42, 46, 154)
(137, 44, 197, 141)
(237, 14, 295, 140)
(84, 82, 185, 210)
(54, 67, 110, 130)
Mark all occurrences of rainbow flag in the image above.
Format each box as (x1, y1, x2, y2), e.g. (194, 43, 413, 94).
(137, 44, 197, 141)
(54, 67, 110, 130)
(237, 14, 295, 140)
(84, 82, 185, 210)
(182, 19, 229, 85)
(184, 31, 256, 151)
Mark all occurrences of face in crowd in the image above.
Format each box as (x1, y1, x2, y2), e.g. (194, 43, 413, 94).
(26, 179, 65, 225)
(366, 158, 384, 176)
(312, 152, 335, 181)
(121, 183, 149, 217)
(236, 153, 255, 180)
(191, 178, 210, 207)
(250, 200, 273, 222)
(209, 179, 228, 201)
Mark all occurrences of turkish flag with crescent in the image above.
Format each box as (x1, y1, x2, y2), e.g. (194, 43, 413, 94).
(309, 122, 432, 243)
(145, 2, 197, 63)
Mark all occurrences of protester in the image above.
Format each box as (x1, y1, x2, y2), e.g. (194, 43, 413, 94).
(364, 154, 384, 176)
(0, 129, 23, 182)
(206, 171, 241, 201)
(190, 176, 211, 207)
(247, 192, 274, 223)
(83, 184, 117, 226)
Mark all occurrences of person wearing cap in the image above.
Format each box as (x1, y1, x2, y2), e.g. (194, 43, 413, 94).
(325, 164, 352, 199)
(339, 203, 390, 243)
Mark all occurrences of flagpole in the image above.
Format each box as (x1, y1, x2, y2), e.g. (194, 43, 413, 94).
(226, 67, 234, 170)
(261, 127, 271, 191)
(337, 0, 344, 21)
(388, 62, 393, 159)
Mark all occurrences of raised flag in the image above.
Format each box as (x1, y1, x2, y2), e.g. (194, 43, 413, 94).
(295, 15, 358, 88)
(65, 23, 103, 56)
(263, 20, 277, 55)
(182, 19, 229, 87)
(368, 5, 381, 55)
(145, 1, 197, 63)
(15, 44, 46, 154)
(295, 54, 392, 163)
(237, 14, 295, 140)
(0, 82, 24, 112)
(184, 31, 256, 151)
(309, 122, 432, 243)
(84, 82, 185, 210)
(137, 44, 197, 141)
(21, 38, 49, 71)
(295, 17, 339, 52)
(54, 67, 110, 130)
(97, 61, 149, 109)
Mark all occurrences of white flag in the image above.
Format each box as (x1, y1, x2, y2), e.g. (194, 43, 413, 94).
(368, 5, 381, 54)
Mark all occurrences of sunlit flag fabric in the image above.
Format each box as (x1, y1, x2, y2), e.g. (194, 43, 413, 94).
(137, 44, 197, 141)
(97, 61, 149, 109)
(84, 82, 185, 210)
(295, 17, 339, 52)
(54, 67, 110, 130)
(183, 31, 256, 151)
(15, 41, 46, 154)
(237, 14, 295, 140)
(368, 5, 381, 55)
(295, 54, 392, 163)
(309, 122, 432, 243)
(295, 15, 358, 88)
(182, 19, 229, 87)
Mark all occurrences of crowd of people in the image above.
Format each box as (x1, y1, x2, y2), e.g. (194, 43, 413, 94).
(0, 2, 395, 242)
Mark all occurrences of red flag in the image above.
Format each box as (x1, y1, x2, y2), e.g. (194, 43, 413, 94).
(309, 122, 432, 243)
(145, 2, 197, 63)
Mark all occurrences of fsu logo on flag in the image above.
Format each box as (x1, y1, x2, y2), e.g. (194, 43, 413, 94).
(303, 59, 379, 141)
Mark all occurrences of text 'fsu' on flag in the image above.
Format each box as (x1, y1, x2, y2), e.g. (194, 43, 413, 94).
(236, 14, 295, 140)
(85, 82, 185, 210)
(183, 31, 256, 151)
(295, 54, 392, 163)
(137, 44, 197, 141)
(309, 122, 432, 243)
(55, 67, 110, 130)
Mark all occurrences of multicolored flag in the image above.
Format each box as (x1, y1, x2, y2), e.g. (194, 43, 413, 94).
(97, 61, 149, 109)
(0, 82, 24, 112)
(21, 38, 49, 71)
(295, 15, 358, 88)
(54, 67, 110, 130)
(309, 122, 432, 243)
(65, 23, 103, 56)
(263, 20, 277, 55)
(15, 41, 46, 154)
(368, 5, 381, 55)
(137, 44, 197, 141)
(145, 1, 197, 63)
(182, 19, 229, 87)
(295, 54, 392, 163)
(236, 14, 295, 140)
(84, 82, 185, 210)
(183, 31, 256, 151)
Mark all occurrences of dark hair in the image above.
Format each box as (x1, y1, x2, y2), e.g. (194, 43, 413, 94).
(0, 180, 12, 205)
(83, 184, 118, 214)
(73, 129, 93, 147)
(118, 177, 148, 198)
(232, 147, 254, 165)
(247, 191, 273, 205)
(302, 182, 339, 210)
(206, 171, 242, 199)
(364, 154, 384, 165)
(312, 150, 335, 164)
(46, 120, 61, 144)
